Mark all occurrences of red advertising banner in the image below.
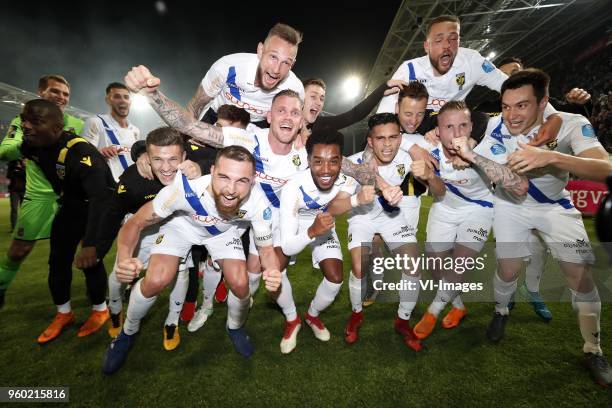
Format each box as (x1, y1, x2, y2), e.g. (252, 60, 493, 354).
(567, 180, 609, 216)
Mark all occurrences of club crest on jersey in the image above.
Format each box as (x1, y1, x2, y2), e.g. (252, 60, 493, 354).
(155, 234, 164, 244)
(396, 164, 406, 178)
(263, 207, 272, 220)
(582, 124, 596, 138)
(546, 138, 558, 150)
(118, 184, 126, 194)
(455, 73, 465, 91)
(481, 60, 495, 73)
(56, 164, 66, 179)
(490, 143, 506, 155)
(292, 155, 301, 167)
(80, 156, 92, 167)
(236, 209, 247, 218)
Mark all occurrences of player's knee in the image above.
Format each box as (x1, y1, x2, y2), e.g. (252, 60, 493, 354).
(143, 271, 173, 296)
(8, 241, 34, 260)
(327, 271, 343, 285)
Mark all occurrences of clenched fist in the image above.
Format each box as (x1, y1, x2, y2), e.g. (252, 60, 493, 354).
(116, 258, 144, 283)
(357, 185, 376, 205)
(125, 65, 161, 94)
(262, 269, 282, 293)
(411, 160, 434, 181)
(308, 212, 335, 238)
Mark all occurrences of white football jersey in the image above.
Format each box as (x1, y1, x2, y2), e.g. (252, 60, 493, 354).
(477, 113, 603, 208)
(345, 149, 414, 217)
(429, 143, 493, 209)
(400, 132, 432, 152)
(152, 172, 273, 246)
(279, 168, 355, 255)
(222, 125, 308, 208)
(377, 47, 507, 113)
(82, 114, 141, 182)
(201, 53, 305, 122)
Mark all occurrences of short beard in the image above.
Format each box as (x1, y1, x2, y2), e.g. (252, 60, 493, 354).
(311, 171, 338, 192)
(213, 192, 241, 219)
(429, 55, 454, 75)
(255, 66, 275, 91)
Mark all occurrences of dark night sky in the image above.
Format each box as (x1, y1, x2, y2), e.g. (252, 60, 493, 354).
(1, 0, 402, 132)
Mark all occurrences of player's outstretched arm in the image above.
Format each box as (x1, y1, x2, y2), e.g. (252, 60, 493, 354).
(257, 245, 282, 293)
(278, 181, 314, 256)
(116, 201, 163, 274)
(453, 136, 528, 197)
(509, 142, 611, 182)
(340, 157, 402, 205)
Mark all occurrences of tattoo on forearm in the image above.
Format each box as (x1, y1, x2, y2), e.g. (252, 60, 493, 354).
(361, 146, 375, 165)
(148, 90, 224, 148)
(341, 157, 377, 187)
(186, 86, 212, 119)
(472, 154, 528, 195)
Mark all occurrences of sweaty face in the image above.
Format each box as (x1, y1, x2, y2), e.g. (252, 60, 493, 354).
(39, 80, 70, 111)
(425, 22, 460, 76)
(367, 122, 401, 165)
(438, 109, 472, 154)
(499, 62, 523, 76)
(303, 84, 325, 124)
(268, 95, 303, 145)
(106, 88, 131, 118)
(20, 106, 63, 147)
(396, 97, 427, 134)
(501, 85, 546, 136)
(256, 36, 298, 90)
(308, 143, 342, 191)
(210, 157, 254, 218)
(147, 144, 185, 185)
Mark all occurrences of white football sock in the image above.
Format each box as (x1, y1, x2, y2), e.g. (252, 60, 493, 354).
(226, 290, 250, 330)
(123, 279, 157, 335)
(451, 295, 465, 310)
(397, 273, 420, 320)
(92, 302, 107, 312)
(493, 272, 517, 315)
(349, 272, 363, 313)
(57, 301, 71, 314)
(308, 277, 342, 317)
(166, 268, 188, 326)
(108, 268, 124, 315)
(428, 280, 454, 317)
(202, 261, 221, 310)
(276, 270, 297, 321)
(248, 271, 262, 297)
(572, 288, 602, 355)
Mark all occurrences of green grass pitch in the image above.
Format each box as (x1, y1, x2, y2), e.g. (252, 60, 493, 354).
(0, 197, 610, 407)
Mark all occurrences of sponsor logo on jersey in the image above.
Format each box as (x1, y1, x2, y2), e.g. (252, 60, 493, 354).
(192, 214, 221, 225)
(155, 234, 164, 244)
(396, 164, 406, 178)
(292, 154, 302, 167)
(56, 164, 66, 179)
(455, 72, 466, 91)
(80, 156, 92, 167)
(490, 143, 506, 155)
(428, 98, 448, 110)
(263, 207, 272, 220)
(481, 60, 495, 73)
(118, 184, 126, 194)
(546, 138, 558, 150)
(582, 124, 596, 138)
(224, 92, 267, 116)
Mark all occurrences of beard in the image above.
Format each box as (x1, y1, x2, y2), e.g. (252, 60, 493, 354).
(429, 54, 456, 75)
(213, 190, 242, 219)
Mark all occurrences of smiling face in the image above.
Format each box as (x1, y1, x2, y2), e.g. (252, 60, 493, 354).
(210, 156, 255, 218)
(501, 84, 547, 136)
(367, 122, 401, 165)
(396, 96, 427, 134)
(255, 35, 298, 90)
(308, 143, 342, 191)
(147, 144, 185, 185)
(303, 84, 325, 124)
(424, 21, 460, 76)
(267, 94, 303, 146)
(39, 79, 70, 112)
(20, 103, 63, 148)
(106, 87, 131, 118)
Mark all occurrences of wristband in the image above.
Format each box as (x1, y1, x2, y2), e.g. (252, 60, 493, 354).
(350, 194, 359, 208)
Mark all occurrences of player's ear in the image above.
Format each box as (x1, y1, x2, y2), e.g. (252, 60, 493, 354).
(267, 110, 272, 125)
(181, 151, 186, 161)
(423, 39, 430, 54)
(367, 136, 373, 149)
(394, 103, 399, 115)
(539, 95, 549, 111)
(257, 42, 264, 58)
(210, 164, 215, 175)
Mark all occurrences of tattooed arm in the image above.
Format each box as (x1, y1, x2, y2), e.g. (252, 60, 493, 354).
(186, 85, 214, 119)
(452, 136, 528, 197)
(341, 157, 403, 205)
(124, 65, 225, 148)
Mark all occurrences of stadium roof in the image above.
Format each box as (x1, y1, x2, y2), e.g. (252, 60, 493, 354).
(364, 0, 611, 95)
(0, 81, 93, 122)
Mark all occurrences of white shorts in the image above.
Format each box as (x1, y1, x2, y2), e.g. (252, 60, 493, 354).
(493, 200, 594, 264)
(150, 216, 245, 264)
(426, 202, 493, 253)
(297, 218, 343, 262)
(347, 196, 420, 251)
